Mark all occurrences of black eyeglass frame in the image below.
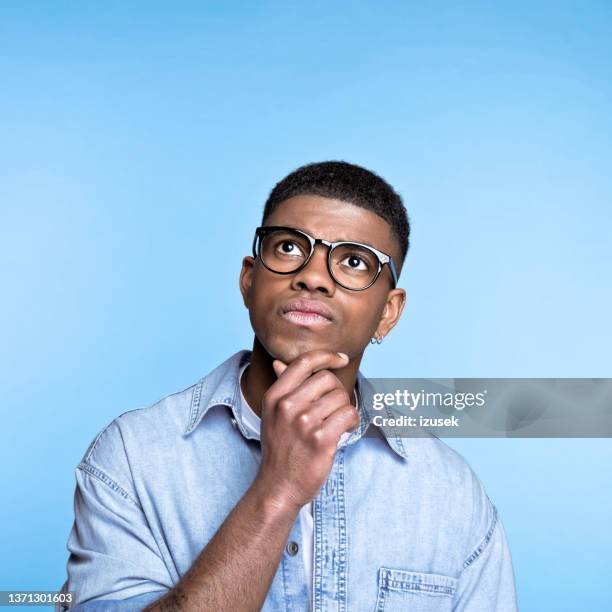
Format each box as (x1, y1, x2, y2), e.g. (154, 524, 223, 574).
(252, 225, 399, 291)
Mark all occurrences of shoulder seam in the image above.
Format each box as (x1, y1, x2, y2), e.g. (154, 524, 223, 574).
(83, 419, 118, 464)
(77, 462, 140, 508)
(462, 502, 499, 569)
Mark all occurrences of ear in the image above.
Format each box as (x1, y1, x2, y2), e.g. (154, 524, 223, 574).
(239, 256, 256, 309)
(375, 288, 407, 339)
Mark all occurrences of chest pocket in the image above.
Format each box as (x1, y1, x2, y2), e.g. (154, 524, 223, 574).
(374, 567, 457, 612)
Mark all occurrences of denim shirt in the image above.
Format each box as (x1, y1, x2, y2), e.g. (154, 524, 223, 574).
(58, 350, 518, 611)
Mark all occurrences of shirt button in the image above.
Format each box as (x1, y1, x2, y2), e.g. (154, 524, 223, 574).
(286, 541, 299, 556)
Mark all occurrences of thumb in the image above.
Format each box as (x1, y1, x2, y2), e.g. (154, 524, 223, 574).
(272, 359, 288, 378)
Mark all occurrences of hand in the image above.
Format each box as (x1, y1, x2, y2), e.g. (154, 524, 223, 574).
(253, 349, 360, 512)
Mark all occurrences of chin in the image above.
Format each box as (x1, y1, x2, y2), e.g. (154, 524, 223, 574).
(266, 335, 334, 363)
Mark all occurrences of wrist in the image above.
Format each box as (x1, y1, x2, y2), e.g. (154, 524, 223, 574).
(249, 476, 304, 519)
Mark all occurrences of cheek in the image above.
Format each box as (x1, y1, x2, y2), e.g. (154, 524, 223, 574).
(337, 301, 381, 344)
(249, 294, 272, 330)
(349, 311, 378, 339)
(349, 296, 386, 332)
(247, 275, 282, 329)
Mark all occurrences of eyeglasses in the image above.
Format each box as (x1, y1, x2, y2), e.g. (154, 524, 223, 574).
(252, 225, 398, 291)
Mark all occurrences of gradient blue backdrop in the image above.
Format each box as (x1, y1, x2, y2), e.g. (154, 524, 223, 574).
(1, 2, 611, 610)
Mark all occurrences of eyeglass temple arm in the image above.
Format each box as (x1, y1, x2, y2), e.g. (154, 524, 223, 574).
(388, 258, 399, 287)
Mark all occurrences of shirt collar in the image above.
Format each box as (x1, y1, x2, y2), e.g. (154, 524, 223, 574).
(184, 349, 410, 460)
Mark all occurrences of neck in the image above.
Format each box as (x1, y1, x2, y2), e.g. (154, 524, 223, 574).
(240, 336, 363, 419)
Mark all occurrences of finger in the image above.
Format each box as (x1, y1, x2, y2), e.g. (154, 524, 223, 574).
(268, 350, 349, 401)
(317, 404, 360, 444)
(294, 388, 351, 432)
(271, 371, 343, 425)
(272, 359, 287, 378)
(282, 369, 346, 408)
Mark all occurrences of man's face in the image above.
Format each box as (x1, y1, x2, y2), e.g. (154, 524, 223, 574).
(239, 195, 406, 363)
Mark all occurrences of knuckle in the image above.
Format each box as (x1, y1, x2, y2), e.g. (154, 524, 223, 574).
(296, 411, 311, 431)
(309, 427, 326, 448)
(320, 370, 336, 386)
(277, 396, 295, 414)
(343, 404, 358, 421)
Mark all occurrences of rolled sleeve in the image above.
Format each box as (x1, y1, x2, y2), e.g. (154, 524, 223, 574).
(453, 503, 518, 611)
(61, 420, 173, 608)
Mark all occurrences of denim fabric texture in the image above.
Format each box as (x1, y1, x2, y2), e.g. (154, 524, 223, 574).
(58, 350, 518, 611)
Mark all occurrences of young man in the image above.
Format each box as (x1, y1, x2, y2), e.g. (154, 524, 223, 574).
(59, 161, 518, 611)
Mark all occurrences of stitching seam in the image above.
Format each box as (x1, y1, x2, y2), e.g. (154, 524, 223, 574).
(462, 503, 499, 569)
(78, 462, 140, 508)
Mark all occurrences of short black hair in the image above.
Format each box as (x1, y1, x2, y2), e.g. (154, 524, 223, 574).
(262, 160, 410, 276)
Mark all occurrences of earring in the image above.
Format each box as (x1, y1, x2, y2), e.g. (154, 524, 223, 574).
(370, 334, 384, 344)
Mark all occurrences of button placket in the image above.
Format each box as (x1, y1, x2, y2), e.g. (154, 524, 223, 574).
(280, 510, 310, 609)
(313, 450, 348, 611)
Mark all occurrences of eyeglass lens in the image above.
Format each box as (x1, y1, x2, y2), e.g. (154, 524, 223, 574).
(259, 228, 380, 290)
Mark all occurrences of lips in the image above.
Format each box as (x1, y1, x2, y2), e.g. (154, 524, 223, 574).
(282, 299, 334, 321)
(281, 299, 334, 324)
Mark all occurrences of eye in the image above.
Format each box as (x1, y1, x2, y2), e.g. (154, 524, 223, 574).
(340, 254, 369, 271)
(276, 239, 305, 257)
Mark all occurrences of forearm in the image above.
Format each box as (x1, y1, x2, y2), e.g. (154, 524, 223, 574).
(143, 478, 299, 612)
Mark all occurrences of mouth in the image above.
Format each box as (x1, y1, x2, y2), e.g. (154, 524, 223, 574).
(279, 298, 334, 328)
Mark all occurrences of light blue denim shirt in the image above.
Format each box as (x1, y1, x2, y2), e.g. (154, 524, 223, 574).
(58, 350, 518, 611)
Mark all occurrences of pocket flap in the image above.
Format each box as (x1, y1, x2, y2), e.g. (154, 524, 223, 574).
(378, 567, 457, 597)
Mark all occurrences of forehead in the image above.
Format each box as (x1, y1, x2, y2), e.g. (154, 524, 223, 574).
(265, 195, 397, 254)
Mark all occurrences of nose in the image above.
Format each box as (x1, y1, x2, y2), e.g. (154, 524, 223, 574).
(290, 243, 336, 295)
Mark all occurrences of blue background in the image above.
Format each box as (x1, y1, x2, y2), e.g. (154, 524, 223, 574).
(1, 2, 611, 610)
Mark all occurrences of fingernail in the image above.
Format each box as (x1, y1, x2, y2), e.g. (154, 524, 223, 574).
(337, 352, 349, 360)
(272, 359, 288, 375)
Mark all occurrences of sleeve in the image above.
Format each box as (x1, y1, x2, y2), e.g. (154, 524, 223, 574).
(452, 501, 518, 612)
(61, 420, 174, 608)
